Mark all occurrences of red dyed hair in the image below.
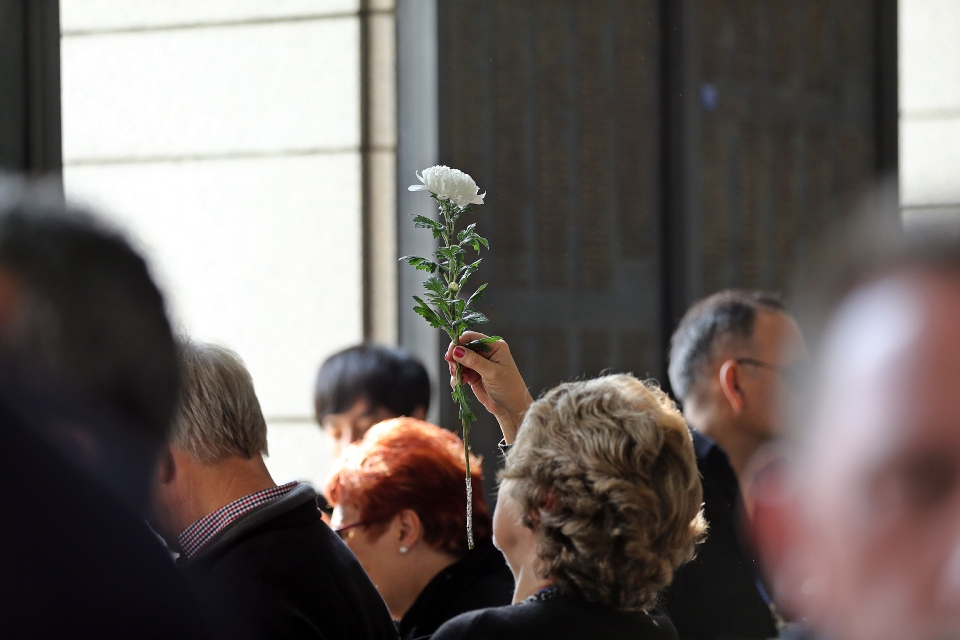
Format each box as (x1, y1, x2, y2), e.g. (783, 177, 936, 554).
(325, 417, 491, 555)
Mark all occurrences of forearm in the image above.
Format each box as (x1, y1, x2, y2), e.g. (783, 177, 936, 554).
(496, 390, 534, 445)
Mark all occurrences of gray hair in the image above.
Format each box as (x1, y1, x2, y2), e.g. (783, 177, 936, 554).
(171, 339, 268, 463)
(501, 374, 706, 612)
(668, 290, 786, 402)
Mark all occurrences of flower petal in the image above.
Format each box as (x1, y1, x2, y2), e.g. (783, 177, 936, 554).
(408, 185, 426, 191)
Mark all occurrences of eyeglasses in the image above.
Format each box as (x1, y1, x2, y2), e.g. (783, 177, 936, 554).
(333, 520, 374, 541)
(735, 357, 809, 392)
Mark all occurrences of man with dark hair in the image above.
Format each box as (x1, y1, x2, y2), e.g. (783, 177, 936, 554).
(315, 344, 431, 457)
(0, 178, 209, 637)
(660, 290, 809, 640)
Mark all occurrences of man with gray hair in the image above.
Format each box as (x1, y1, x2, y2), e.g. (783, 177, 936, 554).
(150, 339, 398, 640)
(659, 290, 809, 640)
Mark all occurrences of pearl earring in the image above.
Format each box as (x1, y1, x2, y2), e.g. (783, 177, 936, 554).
(399, 546, 408, 554)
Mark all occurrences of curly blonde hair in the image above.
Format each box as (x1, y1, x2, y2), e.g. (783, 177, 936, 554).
(500, 374, 706, 612)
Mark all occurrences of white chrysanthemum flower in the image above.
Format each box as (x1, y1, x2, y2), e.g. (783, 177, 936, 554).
(408, 165, 485, 209)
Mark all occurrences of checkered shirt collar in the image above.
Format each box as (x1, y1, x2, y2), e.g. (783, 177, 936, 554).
(178, 481, 299, 559)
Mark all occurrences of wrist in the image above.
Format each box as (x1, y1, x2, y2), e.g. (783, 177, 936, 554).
(498, 393, 533, 444)
(497, 414, 520, 445)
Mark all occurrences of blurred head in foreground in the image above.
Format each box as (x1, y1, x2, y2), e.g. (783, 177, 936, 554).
(497, 374, 705, 610)
(0, 178, 179, 507)
(755, 221, 960, 640)
(315, 344, 431, 458)
(0, 179, 215, 637)
(326, 417, 494, 620)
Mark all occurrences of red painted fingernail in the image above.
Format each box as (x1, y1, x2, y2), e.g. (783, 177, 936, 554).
(453, 347, 466, 358)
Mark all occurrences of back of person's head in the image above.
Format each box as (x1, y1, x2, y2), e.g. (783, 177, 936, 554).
(0, 178, 178, 445)
(501, 374, 706, 612)
(314, 344, 430, 422)
(668, 289, 786, 403)
(325, 417, 490, 556)
(171, 338, 267, 464)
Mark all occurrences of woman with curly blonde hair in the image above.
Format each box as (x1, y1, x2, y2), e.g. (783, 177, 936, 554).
(433, 334, 706, 640)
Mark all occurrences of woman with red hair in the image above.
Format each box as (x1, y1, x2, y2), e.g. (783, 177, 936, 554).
(325, 417, 514, 640)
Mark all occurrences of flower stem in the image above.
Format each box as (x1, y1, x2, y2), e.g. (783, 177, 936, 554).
(454, 339, 474, 550)
(443, 199, 474, 550)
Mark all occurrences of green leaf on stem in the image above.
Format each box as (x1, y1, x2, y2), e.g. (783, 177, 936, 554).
(457, 223, 477, 247)
(461, 310, 490, 326)
(463, 335, 502, 353)
(459, 259, 482, 285)
(436, 245, 466, 264)
(412, 214, 445, 239)
(412, 296, 445, 329)
(424, 275, 447, 297)
(457, 224, 490, 253)
(401, 255, 439, 273)
(466, 283, 488, 308)
(451, 385, 477, 423)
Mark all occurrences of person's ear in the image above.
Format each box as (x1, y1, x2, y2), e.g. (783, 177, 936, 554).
(157, 447, 176, 485)
(719, 359, 745, 414)
(538, 491, 556, 514)
(411, 404, 427, 421)
(396, 509, 423, 549)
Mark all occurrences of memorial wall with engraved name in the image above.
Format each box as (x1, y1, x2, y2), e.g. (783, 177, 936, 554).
(431, 0, 890, 464)
(440, 0, 662, 397)
(684, 0, 878, 300)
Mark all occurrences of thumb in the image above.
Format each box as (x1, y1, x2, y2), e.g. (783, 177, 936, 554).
(451, 345, 498, 379)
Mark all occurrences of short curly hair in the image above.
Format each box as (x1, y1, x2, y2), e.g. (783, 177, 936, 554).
(500, 374, 706, 612)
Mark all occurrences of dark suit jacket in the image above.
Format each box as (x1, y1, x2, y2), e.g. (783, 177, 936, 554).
(183, 484, 399, 640)
(659, 429, 779, 640)
(399, 537, 514, 640)
(432, 591, 678, 640)
(0, 393, 211, 638)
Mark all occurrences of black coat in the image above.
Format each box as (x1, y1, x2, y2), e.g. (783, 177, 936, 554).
(432, 591, 678, 640)
(0, 393, 212, 639)
(183, 484, 399, 640)
(659, 429, 779, 640)
(399, 537, 514, 640)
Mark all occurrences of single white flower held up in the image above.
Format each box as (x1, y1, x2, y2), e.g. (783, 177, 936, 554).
(408, 165, 486, 209)
(401, 165, 498, 550)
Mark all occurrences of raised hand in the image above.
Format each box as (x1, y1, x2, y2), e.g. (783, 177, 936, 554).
(444, 332, 534, 444)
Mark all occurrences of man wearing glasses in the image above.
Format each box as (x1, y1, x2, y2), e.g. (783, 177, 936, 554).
(659, 290, 809, 640)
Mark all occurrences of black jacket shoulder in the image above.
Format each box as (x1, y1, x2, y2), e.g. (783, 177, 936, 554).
(433, 592, 678, 640)
(185, 485, 398, 640)
(400, 537, 514, 640)
(0, 397, 211, 639)
(659, 429, 778, 640)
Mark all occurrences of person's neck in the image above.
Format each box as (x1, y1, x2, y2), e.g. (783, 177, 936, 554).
(687, 407, 766, 482)
(511, 559, 553, 604)
(390, 548, 461, 620)
(177, 453, 277, 536)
